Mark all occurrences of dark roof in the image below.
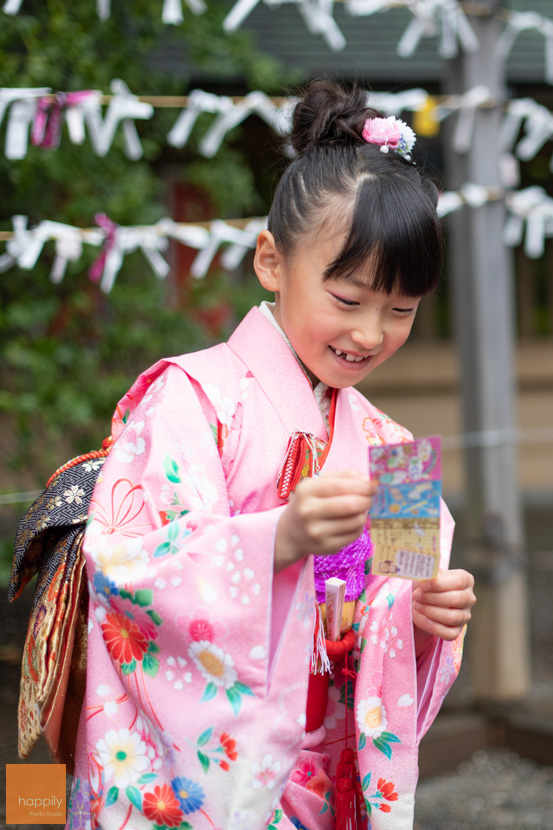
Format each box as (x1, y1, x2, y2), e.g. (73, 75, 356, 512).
(242, 0, 552, 84)
(155, 1, 553, 86)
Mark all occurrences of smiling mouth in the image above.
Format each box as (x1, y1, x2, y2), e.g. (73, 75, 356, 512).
(329, 346, 371, 364)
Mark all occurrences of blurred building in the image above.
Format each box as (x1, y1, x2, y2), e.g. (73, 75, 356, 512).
(155, 0, 553, 505)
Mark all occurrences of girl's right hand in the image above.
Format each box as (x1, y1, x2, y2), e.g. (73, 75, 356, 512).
(274, 470, 377, 573)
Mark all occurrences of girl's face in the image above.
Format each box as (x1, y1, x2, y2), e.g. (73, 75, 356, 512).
(255, 228, 421, 389)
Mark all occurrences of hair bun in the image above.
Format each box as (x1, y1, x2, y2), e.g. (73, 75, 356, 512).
(290, 79, 380, 155)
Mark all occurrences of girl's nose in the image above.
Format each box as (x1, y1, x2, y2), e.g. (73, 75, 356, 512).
(352, 317, 384, 350)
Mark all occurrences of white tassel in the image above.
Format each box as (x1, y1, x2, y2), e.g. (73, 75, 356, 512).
(311, 603, 331, 675)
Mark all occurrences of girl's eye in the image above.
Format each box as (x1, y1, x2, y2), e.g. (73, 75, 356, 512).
(332, 293, 359, 307)
(393, 307, 416, 314)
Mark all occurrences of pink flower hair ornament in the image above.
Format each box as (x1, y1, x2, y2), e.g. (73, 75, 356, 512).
(362, 115, 416, 161)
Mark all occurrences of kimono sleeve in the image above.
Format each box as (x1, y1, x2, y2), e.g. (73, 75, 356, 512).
(416, 497, 465, 740)
(81, 362, 314, 828)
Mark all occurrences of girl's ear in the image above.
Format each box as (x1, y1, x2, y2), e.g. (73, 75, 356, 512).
(254, 230, 282, 292)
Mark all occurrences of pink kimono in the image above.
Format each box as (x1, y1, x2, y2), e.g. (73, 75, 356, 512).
(68, 307, 464, 830)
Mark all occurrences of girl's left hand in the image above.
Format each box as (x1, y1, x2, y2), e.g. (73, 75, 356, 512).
(412, 569, 476, 653)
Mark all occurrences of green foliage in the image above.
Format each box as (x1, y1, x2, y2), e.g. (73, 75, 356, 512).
(0, 0, 294, 489)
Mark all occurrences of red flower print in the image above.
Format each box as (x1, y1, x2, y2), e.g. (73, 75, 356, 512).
(377, 778, 398, 801)
(102, 612, 149, 664)
(220, 733, 238, 761)
(379, 804, 391, 813)
(190, 619, 214, 642)
(290, 758, 318, 787)
(143, 784, 184, 827)
(306, 774, 327, 798)
(110, 595, 159, 641)
(220, 760, 229, 771)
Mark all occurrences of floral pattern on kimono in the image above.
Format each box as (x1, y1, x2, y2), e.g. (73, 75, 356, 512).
(68, 307, 464, 830)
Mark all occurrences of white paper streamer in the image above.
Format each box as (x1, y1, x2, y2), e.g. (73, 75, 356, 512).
(190, 219, 263, 278)
(347, 0, 410, 16)
(437, 84, 493, 154)
(96, 0, 110, 21)
(497, 11, 553, 86)
(0, 217, 102, 281)
(0, 214, 263, 289)
(219, 217, 267, 269)
(83, 80, 153, 159)
(198, 91, 288, 157)
(436, 190, 464, 218)
(396, 0, 478, 60)
(296, 0, 346, 52)
(0, 215, 32, 271)
(224, 0, 346, 50)
(367, 88, 429, 117)
(2, 0, 23, 13)
(504, 186, 553, 259)
(162, 0, 206, 22)
(156, 217, 211, 250)
(223, 0, 262, 32)
(94, 222, 170, 293)
(500, 97, 553, 172)
(459, 183, 489, 209)
(0, 88, 51, 160)
(168, 90, 234, 148)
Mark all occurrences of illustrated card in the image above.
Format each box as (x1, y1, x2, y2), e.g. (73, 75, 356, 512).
(368, 436, 442, 580)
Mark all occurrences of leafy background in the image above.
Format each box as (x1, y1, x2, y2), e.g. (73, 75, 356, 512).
(0, 1, 305, 578)
(0, 1, 302, 484)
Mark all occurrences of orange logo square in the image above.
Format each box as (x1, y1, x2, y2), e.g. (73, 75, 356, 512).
(6, 764, 66, 825)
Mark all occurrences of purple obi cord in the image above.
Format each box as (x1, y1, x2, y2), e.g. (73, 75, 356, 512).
(313, 527, 374, 604)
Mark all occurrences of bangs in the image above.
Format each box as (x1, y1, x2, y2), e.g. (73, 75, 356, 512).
(322, 175, 443, 296)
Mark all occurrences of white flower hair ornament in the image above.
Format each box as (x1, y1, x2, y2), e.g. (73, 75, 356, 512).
(362, 115, 417, 162)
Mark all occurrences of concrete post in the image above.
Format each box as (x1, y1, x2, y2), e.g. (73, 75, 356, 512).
(442, 1, 531, 701)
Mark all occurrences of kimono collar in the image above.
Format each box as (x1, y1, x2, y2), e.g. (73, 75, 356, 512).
(258, 302, 333, 428)
(227, 306, 330, 440)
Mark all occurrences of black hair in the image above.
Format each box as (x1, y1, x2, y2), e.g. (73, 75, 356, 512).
(267, 79, 443, 297)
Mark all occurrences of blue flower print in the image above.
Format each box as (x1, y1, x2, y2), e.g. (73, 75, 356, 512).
(171, 776, 205, 814)
(93, 571, 118, 603)
(439, 655, 455, 685)
(290, 818, 310, 830)
(68, 778, 91, 830)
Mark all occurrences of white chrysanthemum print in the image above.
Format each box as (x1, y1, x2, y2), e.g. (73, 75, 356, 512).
(356, 696, 388, 739)
(91, 537, 149, 583)
(95, 728, 149, 788)
(250, 754, 281, 790)
(114, 421, 146, 464)
(189, 640, 237, 689)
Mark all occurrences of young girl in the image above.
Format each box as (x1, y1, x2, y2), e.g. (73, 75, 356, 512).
(68, 79, 475, 830)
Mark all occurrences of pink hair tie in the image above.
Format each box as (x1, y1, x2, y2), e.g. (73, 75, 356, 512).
(362, 115, 416, 161)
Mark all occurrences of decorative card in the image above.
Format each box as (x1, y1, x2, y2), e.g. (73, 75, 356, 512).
(368, 436, 442, 580)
